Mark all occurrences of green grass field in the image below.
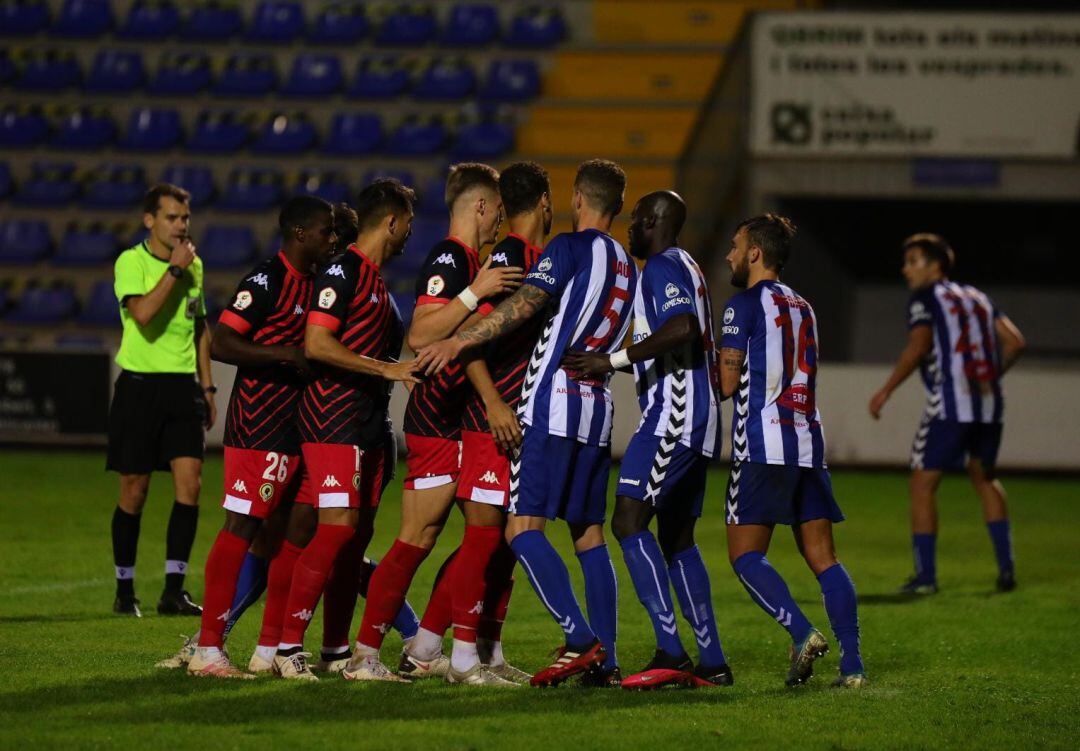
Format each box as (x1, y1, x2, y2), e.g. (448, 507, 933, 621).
(1, 451, 1078, 749)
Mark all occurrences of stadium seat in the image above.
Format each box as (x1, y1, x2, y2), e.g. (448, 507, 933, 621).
(377, 5, 437, 46)
(52, 0, 113, 38)
(6, 282, 78, 324)
(52, 106, 116, 150)
(0, 50, 14, 84)
(84, 50, 145, 93)
(293, 170, 350, 205)
(185, 1, 242, 40)
(0, 162, 11, 199)
(348, 56, 411, 99)
(505, 6, 566, 47)
(248, 0, 304, 43)
(324, 112, 382, 155)
(282, 53, 343, 97)
(363, 168, 415, 188)
(119, 107, 182, 151)
(406, 217, 447, 261)
(442, 4, 499, 46)
(77, 279, 121, 326)
(481, 59, 540, 101)
(119, 0, 180, 38)
(152, 52, 211, 95)
(252, 112, 317, 154)
(187, 110, 249, 153)
(161, 164, 215, 207)
(82, 164, 147, 209)
(0, 105, 49, 146)
(0, 1, 49, 35)
(308, 1, 368, 44)
(215, 53, 277, 97)
(454, 120, 513, 159)
(199, 225, 257, 269)
(218, 168, 283, 212)
(0, 220, 52, 264)
(55, 225, 118, 266)
(413, 58, 476, 100)
(15, 162, 79, 207)
(12, 50, 81, 91)
(416, 175, 446, 216)
(387, 116, 447, 156)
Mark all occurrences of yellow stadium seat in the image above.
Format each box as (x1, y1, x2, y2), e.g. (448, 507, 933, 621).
(544, 52, 723, 102)
(516, 106, 698, 159)
(593, 0, 803, 45)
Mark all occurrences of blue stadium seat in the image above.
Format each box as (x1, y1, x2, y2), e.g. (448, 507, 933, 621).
(85, 49, 145, 93)
(187, 110, 249, 153)
(215, 53, 277, 97)
(0, 50, 14, 84)
(0, 220, 52, 264)
(152, 52, 211, 95)
(119, 0, 180, 38)
(7, 283, 78, 324)
(0, 162, 11, 199)
(219, 168, 283, 212)
(294, 170, 350, 205)
(52, 0, 113, 38)
(405, 216, 445, 259)
(454, 120, 513, 159)
(120, 107, 181, 151)
(481, 59, 540, 101)
(387, 116, 447, 156)
(363, 168, 415, 188)
(252, 113, 316, 154)
(348, 57, 411, 99)
(15, 162, 79, 206)
(377, 5, 437, 46)
(506, 6, 566, 47)
(282, 53, 343, 97)
(416, 175, 446, 216)
(12, 50, 81, 91)
(0, 1, 50, 35)
(161, 164, 215, 207)
(0, 106, 48, 146)
(78, 280, 121, 326)
(414, 58, 476, 100)
(82, 164, 146, 209)
(55, 226, 118, 266)
(325, 112, 382, 155)
(185, 1, 242, 40)
(199, 225, 257, 268)
(52, 107, 116, 150)
(443, 4, 498, 46)
(248, 0, 304, 43)
(308, 1, 367, 44)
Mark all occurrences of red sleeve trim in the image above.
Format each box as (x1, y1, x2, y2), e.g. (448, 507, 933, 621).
(477, 302, 495, 317)
(307, 311, 342, 333)
(217, 310, 253, 335)
(416, 295, 452, 307)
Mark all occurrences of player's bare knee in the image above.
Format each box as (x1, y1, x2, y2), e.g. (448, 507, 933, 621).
(611, 496, 649, 542)
(224, 511, 261, 541)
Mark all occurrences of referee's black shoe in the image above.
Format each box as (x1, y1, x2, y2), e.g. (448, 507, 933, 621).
(113, 595, 142, 618)
(157, 590, 202, 616)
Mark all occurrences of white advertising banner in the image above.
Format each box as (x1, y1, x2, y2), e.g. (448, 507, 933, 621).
(750, 12, 1080, 157)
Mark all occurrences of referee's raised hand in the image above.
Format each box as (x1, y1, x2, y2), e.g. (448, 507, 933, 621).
(170, 236, 197, 269)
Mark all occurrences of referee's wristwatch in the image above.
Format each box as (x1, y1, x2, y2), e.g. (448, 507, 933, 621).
(167, 264, 184, 279)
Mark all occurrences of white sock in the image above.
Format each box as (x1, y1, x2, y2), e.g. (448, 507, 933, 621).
(477, 637, 505, 667)
(354, 641, 379, 658)
(409, 627, 444, 661)
(254, 645, 276, 662)
(197, 646, 223, 659)
(451, 639, 480, 673)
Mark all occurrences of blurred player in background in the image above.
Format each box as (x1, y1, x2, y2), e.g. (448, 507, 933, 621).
(869, 234, 1026, 594)
(719, 214, 867, 689)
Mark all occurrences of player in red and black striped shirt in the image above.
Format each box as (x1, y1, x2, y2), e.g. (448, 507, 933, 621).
(188, 196, 336, 678)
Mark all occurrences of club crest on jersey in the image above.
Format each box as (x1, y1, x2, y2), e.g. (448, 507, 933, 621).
(318, 287, 337, 309)
(427, 275, 445, 296)
(353, 473, 361, 489)
(233, 291, 253, 310)
(538, 258, 552, 272)
(435, 253, 456, 267)
(247, 273, 269, 290)
(259, 482, 274, 502)
(665, 283, 680, 299)
(724, 307, 735, 324)
(326, 264, 345, 278)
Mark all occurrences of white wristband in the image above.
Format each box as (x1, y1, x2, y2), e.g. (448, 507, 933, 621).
(609, 349, 631, 370)
(457, 286, 479, 312)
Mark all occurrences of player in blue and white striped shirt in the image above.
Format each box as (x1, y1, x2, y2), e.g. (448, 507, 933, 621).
(719, 214, 866, 689)
(416, 160, 636, 687)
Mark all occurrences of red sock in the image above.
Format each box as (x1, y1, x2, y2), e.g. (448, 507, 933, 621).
(477, 540, 516, 643)
(197, 529, 251, 649)
(321, 522, 374, 651)
(259, 540, 303, 648)
(418, 547, 459, 636)
(357, 539, 429, 649)
(451, 526, 504, 642)
(279, 524, 355, 647)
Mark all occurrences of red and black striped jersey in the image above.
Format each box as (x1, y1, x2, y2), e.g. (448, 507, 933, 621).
(298, 245, 404, 447)
(403, 237, 481, 439)
(218, 251, 312, 453)
(462, 234, 546, 433)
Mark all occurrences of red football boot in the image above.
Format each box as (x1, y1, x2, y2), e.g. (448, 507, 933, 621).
(530, 640, 606, 687)
(621, 650, 696, 691)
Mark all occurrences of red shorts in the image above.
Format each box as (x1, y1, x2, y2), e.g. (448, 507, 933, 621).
(403, 433, 460, 490)
(222, 447, 300, 519)
(301, 442, 385, 510)
(456, 430, 510, 508)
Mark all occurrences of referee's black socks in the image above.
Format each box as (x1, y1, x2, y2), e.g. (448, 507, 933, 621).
(164, 501, 199, 593)
(111, 506, 141, 598)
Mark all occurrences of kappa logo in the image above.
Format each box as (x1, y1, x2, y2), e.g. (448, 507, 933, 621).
(293, 304, 304, 315)
(480, 470, 499, 485)
(318, 287, 336, 309)
(247, 273, 270, 290)
(491, 252, 508, 264)
(232, 479, 248, 494)
(233, 291, 253, 310)
(427, 275, 445, 296)
(374, 622, 392, 634)
(322, 475, 341, 488)
(216, 608, 231, 623)
(370, 293, 379, 304)
(537, 258, 552, 272)
(434, 252, 456, 267)
(468, 600, 484, 615)
(665, 282, 680, 299)
(326, 264, 346, 278)
(723, 307, 735, 325)
(292, 608, 314, 621)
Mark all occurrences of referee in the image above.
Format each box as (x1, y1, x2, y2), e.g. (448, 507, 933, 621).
(108, 183, 215, 618)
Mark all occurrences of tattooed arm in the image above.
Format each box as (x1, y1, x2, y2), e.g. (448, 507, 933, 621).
(719, 347, 745, 400)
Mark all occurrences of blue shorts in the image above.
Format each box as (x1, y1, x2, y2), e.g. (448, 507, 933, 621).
(616, 431, 709, 517)
(912, 417, 1002, 472)
(510, 428, 611, 525)
(725, 461, 844, 527)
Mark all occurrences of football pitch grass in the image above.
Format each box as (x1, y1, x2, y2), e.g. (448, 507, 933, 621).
(1, 451, 1077, 750)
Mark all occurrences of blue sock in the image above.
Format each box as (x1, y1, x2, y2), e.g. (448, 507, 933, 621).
(620, 532, 684, 658)
(578, 544, 619, 670)
(668, 545, 727, 669)
(510, 530, 595, 650)
(818, 563, 864, 675)
(732, 551, 813, 644)
(222, 552, 268, 640)
(362, 557, 420, 640)
(912, 533, 937, 583)
(986, 520, 1014, 574)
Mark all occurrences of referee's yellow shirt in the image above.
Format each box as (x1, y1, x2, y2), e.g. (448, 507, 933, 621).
(114, 242, 206, 374)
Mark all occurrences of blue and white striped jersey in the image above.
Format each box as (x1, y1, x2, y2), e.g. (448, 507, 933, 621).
(519, 228, 637, 446)
(720, 280, 827, 468)
(631, 247, 721, 458)
(908, 280, 1003, 424)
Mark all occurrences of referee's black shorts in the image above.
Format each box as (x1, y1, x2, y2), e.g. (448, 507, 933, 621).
(106, 371, 206, 474)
